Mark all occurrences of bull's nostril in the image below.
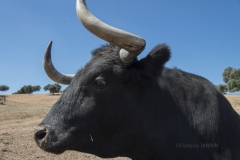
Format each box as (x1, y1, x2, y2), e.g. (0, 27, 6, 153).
(34, 126, 47, 143)
(37, 131, 47, 140)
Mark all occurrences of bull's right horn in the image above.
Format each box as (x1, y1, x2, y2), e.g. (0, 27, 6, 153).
(76, 0, 146, 63)
(43, 41, 75, 85)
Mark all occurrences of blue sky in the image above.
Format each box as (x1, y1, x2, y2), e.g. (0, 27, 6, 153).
(0, 0, 240, 95)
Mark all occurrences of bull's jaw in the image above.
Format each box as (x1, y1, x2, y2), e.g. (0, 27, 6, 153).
(34, 124, 81, 154)
(71, 132, 136, 158)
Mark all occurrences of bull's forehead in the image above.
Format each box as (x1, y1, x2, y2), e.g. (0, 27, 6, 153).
(74, 47, 125, 84)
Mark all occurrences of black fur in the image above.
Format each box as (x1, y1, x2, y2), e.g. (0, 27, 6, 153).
(35, 44, 240, 160)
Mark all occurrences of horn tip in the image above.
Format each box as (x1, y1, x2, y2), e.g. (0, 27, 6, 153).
(119, 49, 137, 64)
(44, 41, 53, 61)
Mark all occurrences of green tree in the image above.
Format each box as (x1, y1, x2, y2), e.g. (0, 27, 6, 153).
(13, 85, 41, 94)
(227, 68, 240, 92)
(0, 85, 9, 92)
(219, 67, 240, 93)
(216, 84, 228, 94)
(24, 85, 33, 94)
(222, 67, 233, 83)
(32, 85, 41, 92)
(44, 83, 61, 95)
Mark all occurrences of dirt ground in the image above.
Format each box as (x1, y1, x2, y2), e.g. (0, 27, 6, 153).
(0, 94, 129, 160)
(0, 94, 239, 160)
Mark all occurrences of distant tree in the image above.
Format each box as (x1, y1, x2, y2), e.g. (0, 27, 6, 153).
(219, 67, 240, 93)
(222, 67, 233, 83)
(216, 84, 228, 94)
(44, 83, 61, 95)
(24, 85, 33, 94)
(227, 68, 240, 92)
(32, 85, 41, 92)
(0, 85, 9, 92)
(13, 85, 41, 94)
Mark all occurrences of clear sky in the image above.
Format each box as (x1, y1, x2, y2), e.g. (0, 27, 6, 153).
(0, 0, 240, 95)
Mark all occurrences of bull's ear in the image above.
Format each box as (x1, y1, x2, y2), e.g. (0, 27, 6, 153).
(146, 44, 170, 65)
(138, 44, 171, 69)
(130, 44, 171, 82)
(125, 44, 171, 83)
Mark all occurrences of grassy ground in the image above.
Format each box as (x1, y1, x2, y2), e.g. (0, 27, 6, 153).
(0, 94, 239, 160)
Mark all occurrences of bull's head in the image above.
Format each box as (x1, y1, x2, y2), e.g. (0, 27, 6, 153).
(34, 0, 170, 158)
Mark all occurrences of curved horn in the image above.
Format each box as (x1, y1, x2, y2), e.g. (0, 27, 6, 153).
(76, 0, 146, 63)
(43, 41, 75, 85)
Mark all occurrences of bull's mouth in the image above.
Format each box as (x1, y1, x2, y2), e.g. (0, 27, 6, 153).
(34, 134, 76, 154)
(38, 143, 66, 154)
(34, 125, 95, 154)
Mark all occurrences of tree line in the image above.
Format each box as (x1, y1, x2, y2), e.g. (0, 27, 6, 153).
(217, 67, 240, 94)
(2, 67, 239, 95)
(0, 83, 62, 95)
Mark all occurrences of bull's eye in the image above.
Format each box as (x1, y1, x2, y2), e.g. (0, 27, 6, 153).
(92, 79, 106, 90)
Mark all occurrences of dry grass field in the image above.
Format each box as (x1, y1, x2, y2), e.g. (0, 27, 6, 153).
(0, 94, 239, 160)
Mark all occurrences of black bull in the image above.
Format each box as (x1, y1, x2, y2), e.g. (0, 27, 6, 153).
(34, 0, 240, 160)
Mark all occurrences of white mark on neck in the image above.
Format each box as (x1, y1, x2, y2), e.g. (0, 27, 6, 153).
(90, 134, 93, 142)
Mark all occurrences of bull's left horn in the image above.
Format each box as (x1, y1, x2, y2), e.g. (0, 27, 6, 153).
(76, 0, 146, 63)
(43, 41, 75, 85)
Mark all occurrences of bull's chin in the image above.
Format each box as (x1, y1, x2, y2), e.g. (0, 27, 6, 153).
(40, 143, 92, 155)
(36, 141, 67, 154)
(36, 137, 89, 155)
(35, 139, 73, 155)
(41, 147, 65, 155)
